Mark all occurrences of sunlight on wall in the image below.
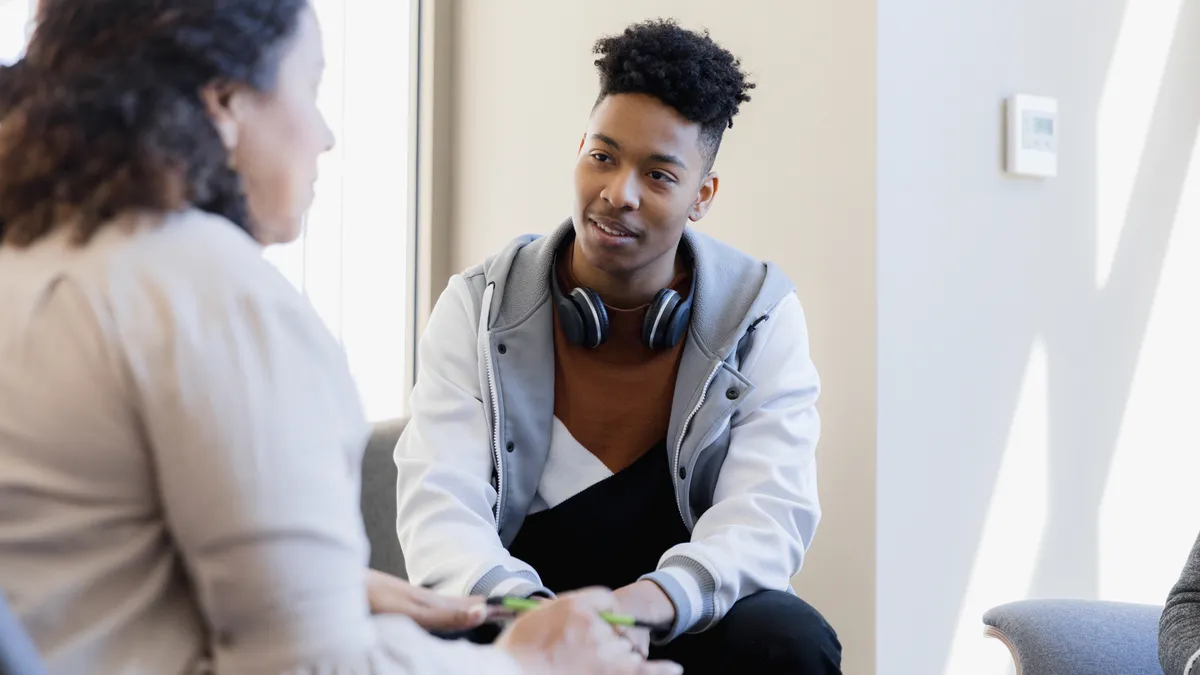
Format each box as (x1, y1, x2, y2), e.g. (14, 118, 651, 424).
(944, 340, 1048, 675)
(1095, 0, 1184, 288)
(1098, 134, 1200, 604)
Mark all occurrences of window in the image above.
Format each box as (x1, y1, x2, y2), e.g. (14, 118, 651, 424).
(0, 0, 34, 66)
(265, 1, 415, 422)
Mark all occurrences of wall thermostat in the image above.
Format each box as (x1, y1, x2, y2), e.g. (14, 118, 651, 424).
(1006, 94, 1058, 178)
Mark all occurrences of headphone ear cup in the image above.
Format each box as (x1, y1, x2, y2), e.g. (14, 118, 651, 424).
(557, 292, 587, 346)
(643, 289, 682, 349)
(664, 293, 692, 348)
(570, 287, 609, 348)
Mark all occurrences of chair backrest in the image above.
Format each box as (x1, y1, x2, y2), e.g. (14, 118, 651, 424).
(360, 417, 409, 579)
(0, 593, 47, 675)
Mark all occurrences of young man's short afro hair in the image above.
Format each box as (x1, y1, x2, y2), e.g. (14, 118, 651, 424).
(592, 18, 755, 169)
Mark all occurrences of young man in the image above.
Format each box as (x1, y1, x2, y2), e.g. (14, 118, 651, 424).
(394, 19, 840, 674)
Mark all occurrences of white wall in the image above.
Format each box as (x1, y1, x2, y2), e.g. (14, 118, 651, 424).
(876, 0, 1200, 673)
(444, 1, 877, 673)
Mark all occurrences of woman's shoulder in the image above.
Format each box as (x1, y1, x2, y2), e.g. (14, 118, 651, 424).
(94, 208, 302, 307)
(98, 208, 355, 387)
(1, 208, 295, 318)
(103, 208, 276, 282)
(86, 208, 329, 345)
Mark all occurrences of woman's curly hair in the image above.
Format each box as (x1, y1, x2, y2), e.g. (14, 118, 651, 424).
(0, 0, 309, 246)
(592, 19, 755, 169)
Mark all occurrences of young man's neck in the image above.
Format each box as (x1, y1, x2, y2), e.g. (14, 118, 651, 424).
(569, 240, 683, 309)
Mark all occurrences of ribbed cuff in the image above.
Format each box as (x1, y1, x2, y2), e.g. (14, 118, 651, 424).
(639, 556, 716, 644)
(492, 577, 554, 600)
(469, 565, 552, 599)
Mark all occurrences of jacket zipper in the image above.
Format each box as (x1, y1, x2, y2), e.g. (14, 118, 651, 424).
(673, 362, 721, 524)
(672, 312, 770, 524)
(481, 284, 503, 527)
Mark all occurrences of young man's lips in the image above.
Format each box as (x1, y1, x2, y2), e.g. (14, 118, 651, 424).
(589, 217, 637, 237)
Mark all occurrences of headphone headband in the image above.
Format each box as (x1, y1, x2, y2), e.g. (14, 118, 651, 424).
(552, 259, 693, 350)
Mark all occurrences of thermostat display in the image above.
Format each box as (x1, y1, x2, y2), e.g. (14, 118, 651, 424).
(1007, 94, 1058, 178)
(1022, 113, 1055, 151)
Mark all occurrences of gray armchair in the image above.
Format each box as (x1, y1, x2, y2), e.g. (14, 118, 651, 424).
(361, 417, 410, 579)
(983, 599, 1164, 675)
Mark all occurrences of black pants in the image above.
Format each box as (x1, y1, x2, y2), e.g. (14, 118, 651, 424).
(650, 590, 841, 675)
(489, 444, 842, 673)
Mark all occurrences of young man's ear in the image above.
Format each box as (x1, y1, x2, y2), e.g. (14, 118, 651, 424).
(688, 172, 720, 222)
(577, 134, 586, 154)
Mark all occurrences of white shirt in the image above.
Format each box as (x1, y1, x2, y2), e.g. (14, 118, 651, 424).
(0, 210, 520, 675)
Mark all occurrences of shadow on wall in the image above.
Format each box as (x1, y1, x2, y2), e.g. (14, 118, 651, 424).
(878, 0, 1200, 672)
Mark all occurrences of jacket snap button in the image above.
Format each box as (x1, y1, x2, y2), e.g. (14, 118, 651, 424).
(726, 387, 740, 400)
(498, 344, 507, 354)
(506, 441, 514, 452)
(678, 466, 687, 480)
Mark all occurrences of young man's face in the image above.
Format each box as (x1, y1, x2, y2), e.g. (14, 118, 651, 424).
(572, 93, 718, 280)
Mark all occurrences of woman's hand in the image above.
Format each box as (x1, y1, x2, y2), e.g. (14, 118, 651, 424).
(366, 569, 487, 633)
(495, 587, 682, 675)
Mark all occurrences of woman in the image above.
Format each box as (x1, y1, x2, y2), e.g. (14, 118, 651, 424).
(1162, 532, 1200, 674)
(0, 2, 680, 674)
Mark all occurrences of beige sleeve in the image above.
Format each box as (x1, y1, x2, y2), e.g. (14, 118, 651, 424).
(121, 277, 521, 675)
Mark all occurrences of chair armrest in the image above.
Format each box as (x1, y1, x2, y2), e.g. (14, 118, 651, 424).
(983, 599, 1164, 675)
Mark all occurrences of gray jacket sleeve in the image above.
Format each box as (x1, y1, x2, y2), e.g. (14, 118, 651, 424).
(1161, 531, 1200, 675)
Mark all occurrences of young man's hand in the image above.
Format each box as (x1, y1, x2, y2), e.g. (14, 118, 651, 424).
(613, 580, 677, 656)
(365, 568, 488, 632)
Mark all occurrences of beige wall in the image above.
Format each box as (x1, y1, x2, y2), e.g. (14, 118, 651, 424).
(433, 1, 877, 673)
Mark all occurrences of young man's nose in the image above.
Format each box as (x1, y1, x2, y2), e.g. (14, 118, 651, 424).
(601, 169, 641, 211)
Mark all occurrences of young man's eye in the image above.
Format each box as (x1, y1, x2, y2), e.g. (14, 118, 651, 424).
(649, 170, 676, 183)
(590, 152, 612, 163)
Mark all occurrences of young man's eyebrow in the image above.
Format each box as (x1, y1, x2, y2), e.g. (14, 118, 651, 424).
(648, 153, 688, 170)
(589, 133, 621, 150)
(589, 134, 688, 170)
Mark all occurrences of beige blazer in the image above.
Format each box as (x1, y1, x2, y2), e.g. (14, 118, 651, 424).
(0, 210, 519, 675)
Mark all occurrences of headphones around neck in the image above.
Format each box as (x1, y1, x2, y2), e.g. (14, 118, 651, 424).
(552, 263, 694, 350)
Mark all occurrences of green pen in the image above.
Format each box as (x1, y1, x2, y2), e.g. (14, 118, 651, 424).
(486, 595, 665, 630)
